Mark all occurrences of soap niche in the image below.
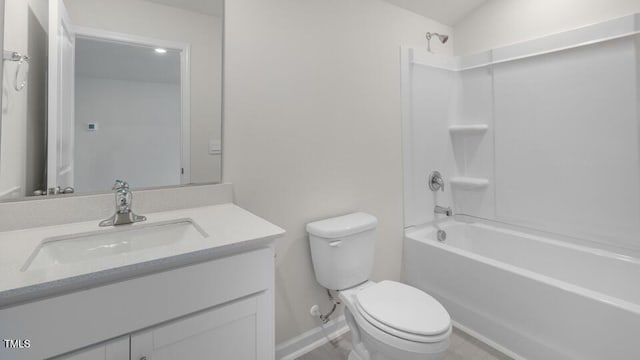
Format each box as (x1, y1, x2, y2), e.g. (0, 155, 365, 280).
(448, 123, 494, 217)
(449, 124, 490, 190)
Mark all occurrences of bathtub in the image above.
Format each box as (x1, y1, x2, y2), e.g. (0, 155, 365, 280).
(403, 218, 640, 360)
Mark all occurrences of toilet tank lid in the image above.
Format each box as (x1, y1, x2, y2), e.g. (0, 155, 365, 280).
(306, 212, 378, 239)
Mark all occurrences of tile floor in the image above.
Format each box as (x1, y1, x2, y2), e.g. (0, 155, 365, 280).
(297, 327, 512, 360)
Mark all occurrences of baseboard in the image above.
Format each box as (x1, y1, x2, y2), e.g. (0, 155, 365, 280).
(276, 316, 349, 360)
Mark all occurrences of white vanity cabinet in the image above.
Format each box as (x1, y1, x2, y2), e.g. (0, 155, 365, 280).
(130, 293, 267, 360)
(56, 337, 129, 360)
(59, 292, 269, 360)
(1, 246, 276, 360)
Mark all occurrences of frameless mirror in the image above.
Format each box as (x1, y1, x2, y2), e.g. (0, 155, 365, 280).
(1, 0, 223, 201)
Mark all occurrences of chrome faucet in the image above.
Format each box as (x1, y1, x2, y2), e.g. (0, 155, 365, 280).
(434, 205, 453, 217)
(428, 171, 445, 192)
(99, 180, 147, 226)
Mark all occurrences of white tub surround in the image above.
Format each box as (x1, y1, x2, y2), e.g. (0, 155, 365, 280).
(401, 13, 640, 248)
(404, 219, 640, 360)
(448, 177, 489, 190)
(448, 124, 489, 136)
(401, 13, 640, 360)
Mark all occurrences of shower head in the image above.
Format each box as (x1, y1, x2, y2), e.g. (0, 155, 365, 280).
(426, 32, 449, 43)
(425, 32, 449, 52)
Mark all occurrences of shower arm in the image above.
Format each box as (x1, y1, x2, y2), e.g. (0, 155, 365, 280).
(425, 32, 449, 53)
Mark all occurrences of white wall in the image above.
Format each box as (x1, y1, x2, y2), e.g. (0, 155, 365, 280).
(224, 0, 452, 344)
(1, 0, 47, 199)
(0, 1, 3, 147)
(74, 77, 181, 192)
(2, 0, 28, 199)
(64, 0, 222, 184)
(25, 1, 47, 195)
(454, 0, 640, 55)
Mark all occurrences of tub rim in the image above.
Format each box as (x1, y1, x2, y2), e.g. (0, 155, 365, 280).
(404, 218, 640, 316)
(412, 217, 640, 266)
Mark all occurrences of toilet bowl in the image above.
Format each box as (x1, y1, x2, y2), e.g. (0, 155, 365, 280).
(306, 213, 451, 360)
(339, 281, 451, 360)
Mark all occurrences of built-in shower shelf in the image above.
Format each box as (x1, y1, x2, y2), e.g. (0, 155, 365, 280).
(450, 177, 490, 190)
(449, 124, 489, 135)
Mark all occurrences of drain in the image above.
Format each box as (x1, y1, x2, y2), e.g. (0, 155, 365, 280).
(437, 230, 447, 242)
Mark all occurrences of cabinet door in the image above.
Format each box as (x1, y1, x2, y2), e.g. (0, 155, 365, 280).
(53, 337, 129, 360)
(131, 293, 270, 360)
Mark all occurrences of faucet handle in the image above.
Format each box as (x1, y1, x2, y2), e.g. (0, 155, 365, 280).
(113, 180, 129, 191)
(428, 171, 445, 192)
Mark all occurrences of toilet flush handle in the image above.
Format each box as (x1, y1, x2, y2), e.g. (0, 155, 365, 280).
(329, 240, 342, 247)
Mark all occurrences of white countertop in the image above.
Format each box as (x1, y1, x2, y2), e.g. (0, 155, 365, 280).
(0, 203, 285, 308)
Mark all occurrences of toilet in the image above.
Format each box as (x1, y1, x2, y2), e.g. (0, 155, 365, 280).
(307, 212, 451, 360)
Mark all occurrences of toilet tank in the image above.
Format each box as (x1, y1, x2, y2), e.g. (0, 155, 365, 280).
(306, 213, 378, 290)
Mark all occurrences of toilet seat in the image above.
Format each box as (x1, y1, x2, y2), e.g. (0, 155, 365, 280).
(354, 281, 451, 343)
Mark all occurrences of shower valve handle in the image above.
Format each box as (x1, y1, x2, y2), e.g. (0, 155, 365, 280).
(428, 171, 445, 192)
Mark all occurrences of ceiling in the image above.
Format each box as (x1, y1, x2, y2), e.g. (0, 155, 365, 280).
(143, 0, 479, 25)
(145, 0, 223, 17)
(76, 38, 181, 84)
(382, 0, 487, 26)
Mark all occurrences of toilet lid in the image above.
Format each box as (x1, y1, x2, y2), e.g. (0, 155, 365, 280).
(355, 281, 451, 337)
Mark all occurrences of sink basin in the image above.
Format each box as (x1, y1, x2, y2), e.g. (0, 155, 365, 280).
(22, 219, 208, 272)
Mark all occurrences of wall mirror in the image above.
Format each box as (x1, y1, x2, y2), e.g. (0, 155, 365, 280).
(1, 0, 223, 201)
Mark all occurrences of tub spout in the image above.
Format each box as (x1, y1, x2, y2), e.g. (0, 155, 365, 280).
(434, 205, 453, 217)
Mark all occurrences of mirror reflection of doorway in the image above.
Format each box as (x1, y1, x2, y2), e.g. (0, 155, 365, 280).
(1, 0, 222, 200)
(73, 31, 189, 193)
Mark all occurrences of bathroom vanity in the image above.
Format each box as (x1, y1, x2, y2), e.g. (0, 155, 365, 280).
(0, 202, 285, 360)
